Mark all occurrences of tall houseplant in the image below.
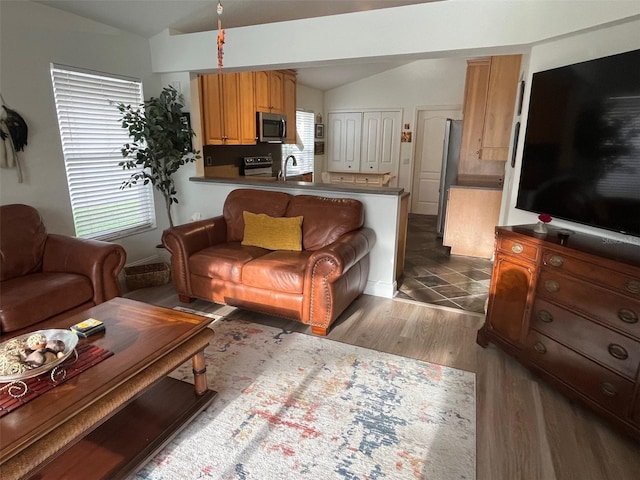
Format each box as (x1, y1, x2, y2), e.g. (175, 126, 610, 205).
(118, 85, 200, 228)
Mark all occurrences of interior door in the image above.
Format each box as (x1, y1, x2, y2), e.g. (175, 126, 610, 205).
(411, 108, 462, 214)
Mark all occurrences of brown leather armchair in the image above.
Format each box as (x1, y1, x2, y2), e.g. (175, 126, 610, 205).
(0, 204, 127, 334)
(163, 189, 375, 335)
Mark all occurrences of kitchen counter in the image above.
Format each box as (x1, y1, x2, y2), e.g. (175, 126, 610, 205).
(190, 176, 405, 196)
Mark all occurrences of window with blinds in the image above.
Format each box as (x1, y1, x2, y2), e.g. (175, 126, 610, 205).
(50, 64, 155, 240)
(282, 110, 315, 176)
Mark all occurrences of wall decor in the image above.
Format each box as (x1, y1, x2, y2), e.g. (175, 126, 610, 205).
(315, 124, 324, 139)
(314, 141, 325, 155)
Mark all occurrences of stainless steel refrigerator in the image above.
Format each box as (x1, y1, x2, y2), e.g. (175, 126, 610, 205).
(436, 119, 463, 236)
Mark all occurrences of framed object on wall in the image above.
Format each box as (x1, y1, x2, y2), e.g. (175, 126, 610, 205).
(314, 141, 325, 155)
(315, 124, 324, 139)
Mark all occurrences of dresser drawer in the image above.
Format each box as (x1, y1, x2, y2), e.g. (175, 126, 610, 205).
(525, 330, 635, 418)
(354, 175, 383, 186)
(631, 392, 640, 428)
(537, 270, 640, 339)
(542, 249, 640, 299)
(496, 235, 539, 262)
(329, 173, 355, 184)
(531, 299, 640, 380)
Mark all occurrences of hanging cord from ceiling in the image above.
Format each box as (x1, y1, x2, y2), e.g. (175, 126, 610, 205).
(217, 1, 225, 70)
(0, 93, 28, 183)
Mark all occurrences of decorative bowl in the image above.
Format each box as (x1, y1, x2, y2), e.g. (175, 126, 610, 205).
(0, 329, 79, 383)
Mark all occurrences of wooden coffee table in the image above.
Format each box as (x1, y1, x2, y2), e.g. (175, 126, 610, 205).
(0, 297, 217, 479)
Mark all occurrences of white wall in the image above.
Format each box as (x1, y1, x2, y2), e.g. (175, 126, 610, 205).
(323, 57, 468, 192)
(0, 1, 163, 264)
(502, 18, 640, 244)
(296, 84, 325, 180)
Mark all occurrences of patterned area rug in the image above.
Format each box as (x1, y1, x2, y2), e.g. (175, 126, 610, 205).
(134, 317, 476, 479)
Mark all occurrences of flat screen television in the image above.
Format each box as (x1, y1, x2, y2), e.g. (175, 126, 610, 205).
(516, 48, 640, 237)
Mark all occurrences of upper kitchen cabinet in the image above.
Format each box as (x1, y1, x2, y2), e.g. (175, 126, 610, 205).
(481, 55, 522, 160)
(255, 70, 284, 114)
(282, 71, 297, 144)
(458, 55, 522, 176)
(200, 70, 296, 146)
(199, 72, 256, 145)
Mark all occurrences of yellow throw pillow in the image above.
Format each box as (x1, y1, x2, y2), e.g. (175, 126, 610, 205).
(241, 211, 303, 251)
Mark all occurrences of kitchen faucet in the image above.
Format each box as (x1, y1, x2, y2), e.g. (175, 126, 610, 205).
(281, 154, 297, 181)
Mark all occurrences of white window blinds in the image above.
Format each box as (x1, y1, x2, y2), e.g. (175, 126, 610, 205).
(282, 110, 315, 176)
(50, 64, 155, 240)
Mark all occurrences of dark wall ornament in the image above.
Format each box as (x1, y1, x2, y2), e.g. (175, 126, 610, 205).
(0, 93, 29, 183)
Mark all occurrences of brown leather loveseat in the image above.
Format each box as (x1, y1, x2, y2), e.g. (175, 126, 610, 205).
(0, 204, 127, 334)
(162, 189, 375, 335)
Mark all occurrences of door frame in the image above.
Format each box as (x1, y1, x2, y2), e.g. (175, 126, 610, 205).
(409, 105, 462, 214)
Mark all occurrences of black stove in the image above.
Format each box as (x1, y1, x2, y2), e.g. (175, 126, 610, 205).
(242, 155, 274, 177)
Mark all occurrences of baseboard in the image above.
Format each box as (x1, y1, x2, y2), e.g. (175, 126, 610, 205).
(125, 255, 162, 268)
(364, 280, 396, 299)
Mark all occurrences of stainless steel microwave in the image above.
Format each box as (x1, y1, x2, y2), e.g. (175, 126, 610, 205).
(257, 112, 286, 143)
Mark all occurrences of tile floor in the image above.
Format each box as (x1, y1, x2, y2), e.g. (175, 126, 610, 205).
(397, 214, 493, 314)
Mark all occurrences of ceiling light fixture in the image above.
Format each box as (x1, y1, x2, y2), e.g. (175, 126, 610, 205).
(217, 1, 225, 70)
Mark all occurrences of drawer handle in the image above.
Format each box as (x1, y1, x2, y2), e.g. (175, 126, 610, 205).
(533, 342, 547, 354)
(618, 308, 638, 324)
(608, 344, 629, 360)
(548, 255, 564, 267)
(511, 243, 524, 254)
(600, 382, 617, 397)
(625, 280, 640, 294)
(544, 280, 560, 293)
(538, 310, 554, 323)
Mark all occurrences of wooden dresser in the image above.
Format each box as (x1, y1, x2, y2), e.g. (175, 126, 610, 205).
(477, 225, 640, 439)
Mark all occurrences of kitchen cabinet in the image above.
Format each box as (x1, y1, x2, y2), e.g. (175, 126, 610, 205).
(255, 70, 284, 114)
(458, 55, 521, 175)
(199, 72, 256, 145)
(327, 112, 362, 172)
(478, 226, 640, 440)
(282, 71, 297, 144)
(327, 110, 401, 174)
(199, 70, 297, 146)
(442, 186, 502, 258)
(360, 111, 401, 173)
(199, 70, 296, 145)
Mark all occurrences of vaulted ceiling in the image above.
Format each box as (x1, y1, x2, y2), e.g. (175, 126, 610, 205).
(34, 0, 441, 90)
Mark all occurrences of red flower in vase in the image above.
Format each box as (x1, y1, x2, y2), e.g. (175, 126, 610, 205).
(538, 214, 552, 224)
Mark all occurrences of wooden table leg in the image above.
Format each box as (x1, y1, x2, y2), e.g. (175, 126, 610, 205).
(191, 349, 209, 395)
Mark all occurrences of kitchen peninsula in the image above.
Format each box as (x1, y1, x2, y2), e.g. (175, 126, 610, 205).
(189, 176, 409, 298)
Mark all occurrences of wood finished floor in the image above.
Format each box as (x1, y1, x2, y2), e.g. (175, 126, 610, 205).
(125, 284, 640, 480)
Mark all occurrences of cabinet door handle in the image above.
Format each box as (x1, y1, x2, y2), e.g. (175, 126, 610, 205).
(538, 310, 553, 323)
(544, 280, 560, 293)
(511, 243, 524, 254)
(533, 342, 547, 354)
(608, 344, 629, 360)
(548, 255, 564, 267)
(625, 280, 640, 294)
(618, 308, 638, 324)
(600, 382, 617, 397)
